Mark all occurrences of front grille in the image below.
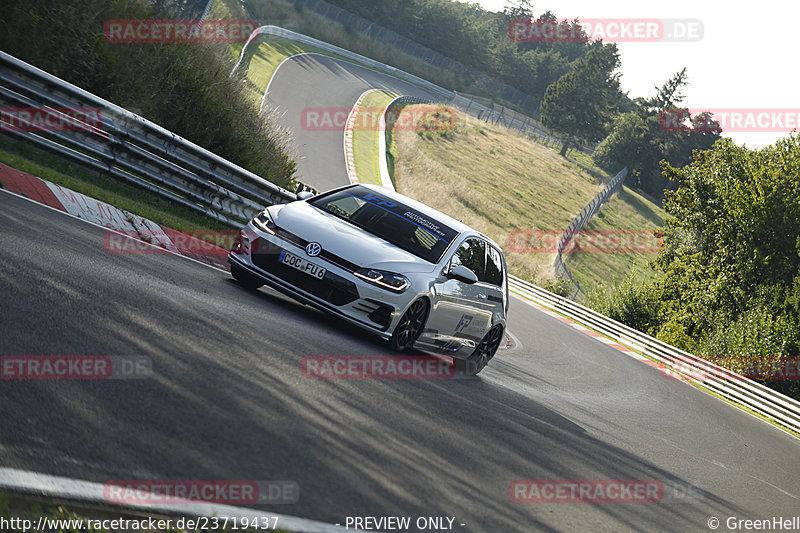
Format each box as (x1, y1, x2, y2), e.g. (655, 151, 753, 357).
(252, 239, 359, 306)
(272, 226, 360, 273)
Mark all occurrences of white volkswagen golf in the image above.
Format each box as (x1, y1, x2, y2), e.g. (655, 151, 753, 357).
(228, 184, 508, 374)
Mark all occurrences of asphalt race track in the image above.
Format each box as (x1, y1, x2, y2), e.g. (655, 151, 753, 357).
(1, 51, 799, 532)
(2, 190, 799, 531)
(265, 53, 442, 191)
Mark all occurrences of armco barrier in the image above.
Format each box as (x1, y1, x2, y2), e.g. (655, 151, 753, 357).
(0, 51, 296, 226)
(231, 26, 568, 149)
(4, 51, 798, 439)
(279, 0, 542, 115)
(509, 276, 800, 435)
(232, 25, 453, 101)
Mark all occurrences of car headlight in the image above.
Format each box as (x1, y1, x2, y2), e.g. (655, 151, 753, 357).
(252, 210, 277, 235)
(354, 268, 409, 293)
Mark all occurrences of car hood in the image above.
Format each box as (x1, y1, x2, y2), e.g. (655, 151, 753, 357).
(270, 202, 440, 273)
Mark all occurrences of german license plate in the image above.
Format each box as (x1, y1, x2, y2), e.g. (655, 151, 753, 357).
(279, 250, 326, 279)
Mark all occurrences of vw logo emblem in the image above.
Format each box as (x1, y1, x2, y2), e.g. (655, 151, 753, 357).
(305, 242, 322, 257)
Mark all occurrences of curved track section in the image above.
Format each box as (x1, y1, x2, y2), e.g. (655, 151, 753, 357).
(265, 53, 441, 191)
(1, 189, 799, 531)
(1, 48, 799, 532)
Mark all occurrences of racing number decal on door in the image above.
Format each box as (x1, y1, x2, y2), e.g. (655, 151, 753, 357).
(455, 314, 474, 333)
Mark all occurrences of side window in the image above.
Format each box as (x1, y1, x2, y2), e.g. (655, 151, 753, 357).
(484, 244, 504, 287)
(450, 238, 486, 279)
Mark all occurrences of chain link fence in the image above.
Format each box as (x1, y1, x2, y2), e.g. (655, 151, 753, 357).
(554, 167, 628, 300)
(449, 92, 598, 154)
(274, 0, 541, 115)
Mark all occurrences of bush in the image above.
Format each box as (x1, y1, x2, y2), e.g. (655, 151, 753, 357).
(699, 305, 800, 400)
(540, 276, 572, 298)
(585, 276, 662, 335)
(0, 0, 296, 189)
(416, 106, 457, 140)
(699, 306, 798, 365)
(656, 319, 700, 354)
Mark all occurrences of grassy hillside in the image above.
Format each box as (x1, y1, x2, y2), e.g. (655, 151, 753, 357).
(353, 90, 399, 185)
(389, 105, 666, 289)
(563, 186, 666, 289)
(391, 107, 602, 283)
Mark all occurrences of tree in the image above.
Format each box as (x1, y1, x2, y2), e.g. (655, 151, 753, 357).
(324, 0, 609, 104)
(650, 67, 688, 110)
(588, 136, 800, 399)
(592, 69, 720, 198)
(539, 43, 621, 156)
(656, 136, 800, 331)
(503, 0, 534, 19)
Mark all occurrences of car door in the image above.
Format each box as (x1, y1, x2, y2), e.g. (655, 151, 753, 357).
(427, 237, 495, 354)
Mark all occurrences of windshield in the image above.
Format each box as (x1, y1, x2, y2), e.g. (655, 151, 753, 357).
(309, 186, 459, 263)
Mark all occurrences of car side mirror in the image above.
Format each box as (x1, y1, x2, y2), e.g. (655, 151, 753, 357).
(296, 191, 314, 201)
(447, 265, 478, 284)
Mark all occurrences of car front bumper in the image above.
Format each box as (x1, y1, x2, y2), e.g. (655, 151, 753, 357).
(228, 226, 419, 340)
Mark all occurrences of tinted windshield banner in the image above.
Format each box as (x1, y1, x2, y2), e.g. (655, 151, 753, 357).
(349, 187, 459, 244)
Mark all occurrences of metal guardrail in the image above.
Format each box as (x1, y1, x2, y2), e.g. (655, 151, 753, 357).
(509, 275, 800, 435)
(4, 51, 798, 439)
(231, 25, 454, 102)
(0, 51, 296, 227)
(277, 0, 542, 115)
(231, 26, 579, 151)
(554, 167, 629, 299)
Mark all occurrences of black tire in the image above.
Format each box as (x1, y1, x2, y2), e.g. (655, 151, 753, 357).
(458, 324, 504, 375)
(389, 299, 429, 352)
(231, 263, 264, 290)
